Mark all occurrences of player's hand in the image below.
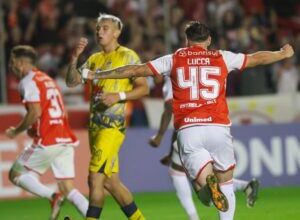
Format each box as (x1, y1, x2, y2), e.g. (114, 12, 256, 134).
(149, 134, 162, 148)
(153, 75, 164, 84)
(72, 37, 88, 58)
(280, 44, 294, 58)
(82, 68, 96, 80)
(87, 70, 96, 80)
(27, 127, 37, 138)
(160, 154, 172, 166)
(5, 126, 18, 139)
(100, 92, 120, 106)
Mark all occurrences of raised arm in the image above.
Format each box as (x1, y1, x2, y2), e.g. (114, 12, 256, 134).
(245, 44, 294, 68)
(66, 37, 88, 87)
(85, 63, 154, 80)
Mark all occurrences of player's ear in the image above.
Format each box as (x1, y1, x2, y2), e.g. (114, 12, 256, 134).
(186, 37, 190, 47)
(114, 29, 121, 38)
(206, 36, 212, 47)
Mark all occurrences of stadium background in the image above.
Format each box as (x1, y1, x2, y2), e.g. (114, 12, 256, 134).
(0, 0, 299, 219)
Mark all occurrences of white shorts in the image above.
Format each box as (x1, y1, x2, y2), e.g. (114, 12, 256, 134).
(12, 145, 75, 179)
(171, 140, 181, 166)
(177, 125, 236, 180)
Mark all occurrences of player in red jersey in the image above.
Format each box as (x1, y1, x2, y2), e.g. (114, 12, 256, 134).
(149, 76, 259, 220)
(82, 21, 294, 220)
(6, 45, 88, 220)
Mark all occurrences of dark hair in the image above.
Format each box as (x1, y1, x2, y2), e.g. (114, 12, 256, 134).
(11, 45, 37, 64)
(185, 21, 210, 42)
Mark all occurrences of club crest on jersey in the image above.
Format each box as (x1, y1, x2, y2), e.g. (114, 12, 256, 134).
(178, 51, 187, 57)
(105, 60, 112, 68)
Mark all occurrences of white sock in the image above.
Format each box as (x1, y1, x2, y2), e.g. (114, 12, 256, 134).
(171, 174, 200, 220)
(189, 213, 200, 220)
(233, 179, 248, 192)
(67, 189, 88, 216)
(219, 180, 235, 220)
(14, 172, 53, 199)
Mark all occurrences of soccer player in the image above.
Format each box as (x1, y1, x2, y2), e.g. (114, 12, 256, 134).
(81, 21, 294, 220)
(149, 76, 259, 220)
(65, 14, 149, 220)
(6, 45, 89, 220)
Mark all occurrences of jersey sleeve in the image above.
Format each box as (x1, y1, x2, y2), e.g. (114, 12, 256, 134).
(124, 50, 142, 82)
(162, 76, 173, 102)
(20, 80, 40, 103)
(219, 50, 247, 72)
(146, 54, 173, 76)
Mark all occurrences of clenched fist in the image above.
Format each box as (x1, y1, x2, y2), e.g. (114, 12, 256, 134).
(281, 44, 294, 58)
(149, 134, 163, 148)
(72, 37, 88, 59)
(6, 126, 17, 139)
(100, 92, 120, 107)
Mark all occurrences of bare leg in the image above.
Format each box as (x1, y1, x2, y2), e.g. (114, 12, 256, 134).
(104, 173, 145, 220)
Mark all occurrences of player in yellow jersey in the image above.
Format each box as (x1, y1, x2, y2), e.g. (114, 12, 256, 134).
(66, 13, 149, 220)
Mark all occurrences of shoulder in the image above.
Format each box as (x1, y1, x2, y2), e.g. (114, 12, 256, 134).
(20, 71, 38, 88)
(118, 46, 138, 57)
(174, 47, 187, 57)
(118, 46, 140, 64)
(219, 50, 243, 58)
(33, 70, 52, 82)
(21, 73, 34, 85)
(88, 52, 104, 61)
(219, 50, 246, 70)
(85, 52, 104, 70)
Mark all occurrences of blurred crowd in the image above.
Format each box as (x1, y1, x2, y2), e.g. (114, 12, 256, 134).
(1, 0, 300, 125)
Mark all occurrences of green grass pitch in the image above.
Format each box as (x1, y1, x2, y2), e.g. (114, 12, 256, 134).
(0, 186, 299, 220)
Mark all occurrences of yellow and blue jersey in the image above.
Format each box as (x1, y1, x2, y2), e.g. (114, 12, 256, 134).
(80, 46, 140, 132)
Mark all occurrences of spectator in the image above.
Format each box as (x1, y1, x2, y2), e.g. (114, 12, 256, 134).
(2, 0, 300, 111)
(274, 59, 299, 93)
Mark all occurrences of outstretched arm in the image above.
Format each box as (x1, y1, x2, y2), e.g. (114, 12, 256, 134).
(245, 44, 294, 68)
(66, 37, 88, 87)
(84, 63, 154, 80)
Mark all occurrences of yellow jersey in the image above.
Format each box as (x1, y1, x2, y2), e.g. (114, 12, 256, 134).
(80, 46, 140, 132)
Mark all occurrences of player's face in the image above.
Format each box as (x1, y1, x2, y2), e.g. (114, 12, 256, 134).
(9, 56, 23, 78)
(96, 19, 120, 47)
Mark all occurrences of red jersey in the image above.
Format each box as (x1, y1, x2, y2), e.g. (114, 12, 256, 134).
(147, 45, 247, 130)
(19, 69, 78, 147)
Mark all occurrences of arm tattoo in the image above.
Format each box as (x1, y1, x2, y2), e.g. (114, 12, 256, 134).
(66, 62, 82, 87)
(95, 65, 148, 79)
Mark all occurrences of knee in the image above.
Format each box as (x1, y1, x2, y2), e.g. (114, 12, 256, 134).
(88, 174, 95, 189)
(8, 168, 19, 185)
(58, 180, 74, 196)
(215, 169, 234, 183)
(104, 179, 120, 194)
(88, 173, 105, 190)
